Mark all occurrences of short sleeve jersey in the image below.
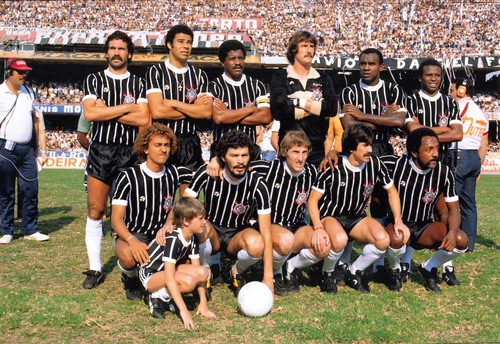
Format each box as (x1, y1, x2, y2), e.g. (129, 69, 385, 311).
(185, 166, 271, 228)
(313, 155, 393, 218)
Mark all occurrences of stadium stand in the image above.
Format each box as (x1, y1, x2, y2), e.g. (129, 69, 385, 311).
(1, 0, 500, 58)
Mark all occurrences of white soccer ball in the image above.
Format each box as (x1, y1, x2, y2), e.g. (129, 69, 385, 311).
(237, 281, 274, 317)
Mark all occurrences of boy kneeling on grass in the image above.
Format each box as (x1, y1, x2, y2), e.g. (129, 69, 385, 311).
(139, 197, 216, 328)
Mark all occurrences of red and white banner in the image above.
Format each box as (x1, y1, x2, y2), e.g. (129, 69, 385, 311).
(195, 17, 262, 30)
(481, 152, 500, 174)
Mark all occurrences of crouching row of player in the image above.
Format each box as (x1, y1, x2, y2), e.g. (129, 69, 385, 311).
(111, 122, 467, 329)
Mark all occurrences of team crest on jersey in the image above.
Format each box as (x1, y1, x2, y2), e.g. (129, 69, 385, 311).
(295, 190, 309, 205)
(244, 99, 255, 107)
(185, 86, 198, 103)
(311, 88, 322, 101)
(123, 93, 136, 104)
(162, 195, 174, 211)
(422, 188, 437, 204)
(363, 182, 375, 198)
(232, 202, 249, 215)
(438, 114, 449, 127)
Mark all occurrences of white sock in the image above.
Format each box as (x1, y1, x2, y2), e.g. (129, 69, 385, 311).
(372, 255, 385, 273)
(209, 252, 221, 266)
(151, 288, 171, 302)
(350, 244, 386, 273)
(386, 245, 406, 270)
(236, 249, 260, 273)
(117, 260, 137, 278)
(85, 217, 103, 272)
(286, 248, 321, 274)
(422, 248, 466, 271)
(198, 239, 212, 268)
(322, 249, 344, 273)
(442, 260, 453, 271)
(339, 241, 353, 266)
(401, 246, 414, 265)
(273, 250, 291, 275)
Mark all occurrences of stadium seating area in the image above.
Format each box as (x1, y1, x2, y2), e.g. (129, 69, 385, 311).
(27, 82, 83, 105)
(1, 0, 500, 58)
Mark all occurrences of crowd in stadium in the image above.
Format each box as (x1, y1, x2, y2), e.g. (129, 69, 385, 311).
(46, 129, 86, 151)
(27, 82, 84, 105)
(1, 0, 500, 58)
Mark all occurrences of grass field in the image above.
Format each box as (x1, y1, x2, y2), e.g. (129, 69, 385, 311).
(1, 169, 499, 343)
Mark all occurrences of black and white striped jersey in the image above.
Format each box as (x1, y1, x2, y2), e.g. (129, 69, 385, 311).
(251, 159, 318, 227)
(340, 79, 406, 144)
(83, 69, 147, 145)
(313, 155, 393, 218)
(185, 165, 271, 228)
(141, 228, 199, 272)
(146, 59, 210, 135)
(210, 73, 268, 142)
(406, 90, 461, 156)
(380, 154, 458, 223)
(112, 162, 193, 237)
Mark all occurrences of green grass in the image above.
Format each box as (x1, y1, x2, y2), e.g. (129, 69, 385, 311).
(1, 170, 499, 343)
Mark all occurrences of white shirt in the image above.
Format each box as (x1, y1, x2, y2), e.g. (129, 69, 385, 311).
(0, 82, 35, 144)
(457, 97, 489, 150)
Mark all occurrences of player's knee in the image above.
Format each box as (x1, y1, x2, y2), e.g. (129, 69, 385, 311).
(115, 241, 136, 267)
(245, 235, 265, 257)
(330, 235, 347, 252)
(455, 230, 469, 250)
(87, 205, 105, 220)
(197, 266, 209, 284)
(273, 231, 294, 255)
(374, 231, 390, 250)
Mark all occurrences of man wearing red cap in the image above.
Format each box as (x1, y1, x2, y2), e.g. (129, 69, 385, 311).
(0, 57, 49, 244)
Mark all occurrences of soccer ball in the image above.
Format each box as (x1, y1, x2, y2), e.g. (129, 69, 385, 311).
(237, 281, 273, 317)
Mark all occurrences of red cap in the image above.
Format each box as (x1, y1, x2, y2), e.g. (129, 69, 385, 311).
(6, 57, 32, 71)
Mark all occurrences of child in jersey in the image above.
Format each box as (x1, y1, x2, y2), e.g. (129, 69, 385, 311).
(139, 197, 216, 329)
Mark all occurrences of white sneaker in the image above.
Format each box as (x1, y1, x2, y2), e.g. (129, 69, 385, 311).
(24, 232, 49, 242)
(0, 235, 13, 244)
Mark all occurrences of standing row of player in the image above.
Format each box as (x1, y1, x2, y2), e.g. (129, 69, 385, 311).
(78, 25, 487, 328)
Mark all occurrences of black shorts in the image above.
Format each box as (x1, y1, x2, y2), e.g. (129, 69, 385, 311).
(279, 222, 308, 234)
(335, 214, 366, 235)
(212, 223, 251, 253)
(407, 221, 433, 250)
(87, 142, 136, 185)
(169, 135, 204, 171)
(372, 141, 395, 157)
(116, 232, 153, 245)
